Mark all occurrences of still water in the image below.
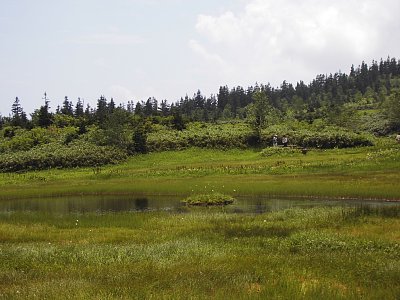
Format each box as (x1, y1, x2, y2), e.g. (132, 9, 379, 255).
(0, 195, 398, 215)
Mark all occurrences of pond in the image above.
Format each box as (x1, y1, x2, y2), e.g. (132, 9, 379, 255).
(0, 195, 398, 215)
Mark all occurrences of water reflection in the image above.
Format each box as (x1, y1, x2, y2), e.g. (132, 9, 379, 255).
(0, 195, 180, 214)
(0, 195, 398, 215)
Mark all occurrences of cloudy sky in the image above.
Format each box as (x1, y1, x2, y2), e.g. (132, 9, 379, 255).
(1, 0, 399, 116)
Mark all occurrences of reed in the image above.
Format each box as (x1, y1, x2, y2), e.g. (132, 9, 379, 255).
(0, 206, 399, 299)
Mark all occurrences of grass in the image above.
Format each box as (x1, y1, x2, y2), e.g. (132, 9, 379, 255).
(182, 193, 235, 206)
(0, 206, 399, 299)
(0, 139, 399, 200)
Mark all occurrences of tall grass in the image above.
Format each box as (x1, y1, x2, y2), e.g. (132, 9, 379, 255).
(0, 206, 399, 299)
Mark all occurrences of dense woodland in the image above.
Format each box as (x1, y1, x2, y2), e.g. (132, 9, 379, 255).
(1, 57, 400, 171)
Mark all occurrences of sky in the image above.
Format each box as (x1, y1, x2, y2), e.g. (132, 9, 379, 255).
(1, 0, 400, 116)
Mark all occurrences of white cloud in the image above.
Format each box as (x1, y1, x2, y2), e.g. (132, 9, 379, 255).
(190, 0, 400, 86)
(188, 39, 226, 66)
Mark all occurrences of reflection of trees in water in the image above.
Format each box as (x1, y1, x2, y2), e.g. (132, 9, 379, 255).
(254, 201, 271, 214)
(135, 198, 149, 211)
(1, 196, 392, 215)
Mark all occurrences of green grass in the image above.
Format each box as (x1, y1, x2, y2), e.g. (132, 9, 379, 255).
(0, 139, 399, 200)
(0, 142, 400, 199)
(0, 206, 399, 299)
(182, 193, 235, 206)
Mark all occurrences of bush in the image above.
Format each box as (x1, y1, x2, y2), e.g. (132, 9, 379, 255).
(261, 126, 374, 149)
(0, 141, 127, 172)
(147, 122, 253, 151)
(0, 126, 80, 153)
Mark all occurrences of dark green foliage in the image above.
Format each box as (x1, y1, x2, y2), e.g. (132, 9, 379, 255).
(131, 122, 148, 154)
(3, 126, 16, 139)
(0, 141, 127, 172)
(11, 97, 29, 128)
(75, 98, 84, 117)
(32, 94, 53, 128)
(60, 96, 74, 116)
(171, 111, 186, 131)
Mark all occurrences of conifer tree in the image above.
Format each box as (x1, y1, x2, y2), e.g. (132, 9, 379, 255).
(11, 97, 28, 127)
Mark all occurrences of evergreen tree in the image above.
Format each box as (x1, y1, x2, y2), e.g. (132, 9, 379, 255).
(217, 86, 229, 110)
(75, 98, 84, 117)
(96, 95, 108, 126)
(34, 92, 52, 128)
(11, 97, 28, 127)
(134, 102, 143, 116)
(131, 119, 148, 153)
(109, 98, 116, 113)
(194, 90, 205, 109)
(171, 110, 186, 131)
(160, 100, 170, 116)
(61, 96, 73, 115)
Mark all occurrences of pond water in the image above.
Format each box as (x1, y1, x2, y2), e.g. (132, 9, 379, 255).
(0, 195, 398, 215)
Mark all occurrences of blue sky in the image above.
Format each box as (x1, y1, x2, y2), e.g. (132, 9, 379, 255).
(1, 0, 400, 116)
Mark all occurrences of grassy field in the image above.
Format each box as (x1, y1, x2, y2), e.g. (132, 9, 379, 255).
(0, 138, 399, 200)
(0, 206, 399, 299)
(0, 139, 399, 299)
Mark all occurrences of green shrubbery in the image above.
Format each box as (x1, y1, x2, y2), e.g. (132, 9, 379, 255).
(0, 121, 375, 172)
(0, 126, 79, 152)
(146, 122, 374, 152)
(147, 122, 254, 151)
(0, 141, 127, 172)
(261, 125, 374, 148)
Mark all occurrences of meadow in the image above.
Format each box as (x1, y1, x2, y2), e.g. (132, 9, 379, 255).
(0, 205, 399, 299)
(0, 137, 399, 201)
(1, 136, 399, 299)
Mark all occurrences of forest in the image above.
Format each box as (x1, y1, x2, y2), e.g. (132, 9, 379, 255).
(0, 57, 400, 172)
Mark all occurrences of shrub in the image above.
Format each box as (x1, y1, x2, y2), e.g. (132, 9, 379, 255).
(261, 126, 374, 149)
(147, 122, 253, 151)
(0, 141, 127, 172)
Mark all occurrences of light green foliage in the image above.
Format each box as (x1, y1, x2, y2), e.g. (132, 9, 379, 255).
(0, 126, 78, 153)
(0, 141, 127, 172)
(182, 193, 235, 206)
(383, 89, 400, 130)
(260, 147, 299, 157)
(261, 124, 374, 148)
(147, 122, 254, 151)
(247, 91, 279, 139)
(0, 206, 399, 298)
(0, 141, 399, 200)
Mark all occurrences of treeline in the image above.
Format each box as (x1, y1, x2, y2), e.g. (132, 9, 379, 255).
(1, 57, 400, 131)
